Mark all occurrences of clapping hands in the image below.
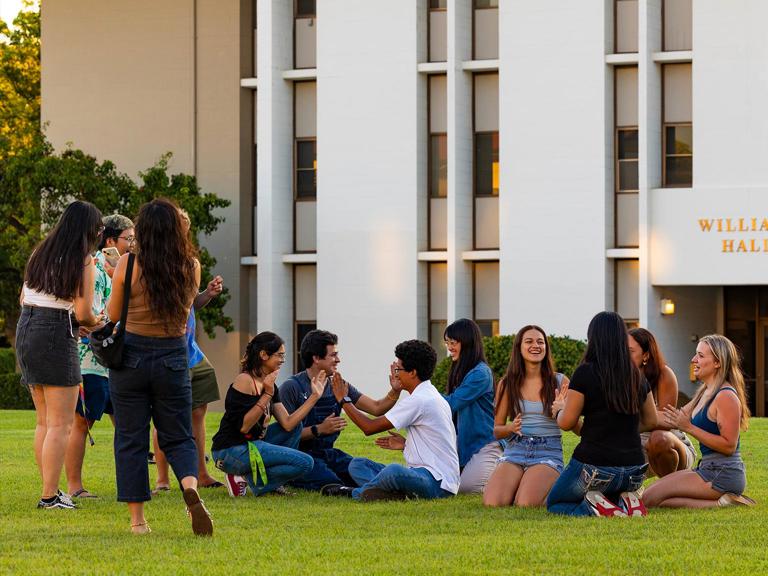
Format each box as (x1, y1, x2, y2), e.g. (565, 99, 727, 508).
(660, 404, 691, 432)
(331, 371, 349, 402)
(551, 382, 570, 419)
(310, 369, 327, 398)
(375, 431, 406, 451)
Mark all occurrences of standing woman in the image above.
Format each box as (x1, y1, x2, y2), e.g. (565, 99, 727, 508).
(442, 318, 500, 493)
(628, 328, 697, 477)
(484, 325, 571, 507)
(107, 198, 211, 536)
(16, 200, 103, 509)
(643, 334, 753, 508)
(546, 311, 657, 517)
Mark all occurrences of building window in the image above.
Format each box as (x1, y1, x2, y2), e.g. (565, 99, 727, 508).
(428, 262, 448, 355)
(663, 64, 692, 188)
(615, 259, 639, 327)
(473, 261, 499, 338)
(473, 0, 498, 60)
(295, 81, 317, 252)
(296, 139, 316, 198)
(615, 66, 638, 248)
(663, 0, 692, 52)
(428, 0, 447, 62)
(473, 73, 499, 250)
(615, 0, 638, 53)
(294, 264, 317, 372)
(294, 0, 316, 69)
(252, 91, 258, 255)
(428, 74, 447, 250)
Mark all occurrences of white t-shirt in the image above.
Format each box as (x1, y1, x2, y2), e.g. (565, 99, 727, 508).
(385, 380, 460, 494)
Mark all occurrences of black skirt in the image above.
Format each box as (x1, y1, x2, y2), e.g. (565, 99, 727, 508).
(16, 305, 81, 387)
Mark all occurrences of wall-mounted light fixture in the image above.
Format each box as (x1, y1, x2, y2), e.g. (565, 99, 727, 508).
(660, 298, 675, 316)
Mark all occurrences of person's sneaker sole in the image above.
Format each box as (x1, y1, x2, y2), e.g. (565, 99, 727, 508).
(224, 474, 247, 497)
(37, 494, 76, 510)
(320, 483, 354, 497)
(585, 491, 627, 517)
(718, 493, 757, 507)
(360, 488, 407, 502)
(619, 490, 647, 517)
(183, 488, 213, 537)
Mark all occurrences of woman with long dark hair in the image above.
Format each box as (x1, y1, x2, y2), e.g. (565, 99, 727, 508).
(442, 318, 500, 493)
(107, 198, 210, 535)
(546, 311, 656, 517)
(211, 331, 324, 497)
(628, 328, 696, 477)
(484, 325, 571, 507)
(643, 334, 754, 508)
(16, 200, 103, 509)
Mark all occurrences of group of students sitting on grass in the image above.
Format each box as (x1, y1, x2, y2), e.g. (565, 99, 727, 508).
(213, 311, 755, 516)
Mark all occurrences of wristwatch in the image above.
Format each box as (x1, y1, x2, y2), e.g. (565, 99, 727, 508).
(339, 396, 352, 407)
(311, 425, 320, 438)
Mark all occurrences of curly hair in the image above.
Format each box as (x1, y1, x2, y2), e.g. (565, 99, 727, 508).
(241, 332, 285, 377)
(25, 200, 103, 299)
(133, 198, 198, 333)
(395, 340, 437, 382)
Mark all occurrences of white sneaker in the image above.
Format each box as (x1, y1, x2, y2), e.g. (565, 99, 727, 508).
(224, 474, 248, 497)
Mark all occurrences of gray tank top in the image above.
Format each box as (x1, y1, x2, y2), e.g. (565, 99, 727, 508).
(519, 373, 564, 438)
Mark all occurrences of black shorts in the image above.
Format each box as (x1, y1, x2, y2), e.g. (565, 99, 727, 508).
(16, 306, 81, 388)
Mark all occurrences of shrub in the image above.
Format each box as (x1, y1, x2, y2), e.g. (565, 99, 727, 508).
(0, 372, 33, 409)
(432, 334, 586, 394)
(0, 347, 15, 373)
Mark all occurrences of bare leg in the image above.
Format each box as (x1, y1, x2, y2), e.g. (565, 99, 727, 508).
(514, 465, 560, 507)
(647, 430, 688, 478)
(153, 427, 170, 490)
(192, 404, 216, 485)
(30, 385, 47, 478)
(40, 385, 79, 498)
(64, 413, 91, 494)
(643, 469, 721, 508)
(483, 462, 525, 507)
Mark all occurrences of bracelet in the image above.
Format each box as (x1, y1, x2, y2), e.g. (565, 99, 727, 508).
(386, 389, 399, 401)
(256, 402, 268, 412)
(262, 392, 273, 397)
(555, 409, 563, 420)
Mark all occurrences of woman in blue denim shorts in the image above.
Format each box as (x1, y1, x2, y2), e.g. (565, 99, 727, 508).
(484, 325, 571, 507)
(546, 312, 657, 517)
(643, 334, 754, 509)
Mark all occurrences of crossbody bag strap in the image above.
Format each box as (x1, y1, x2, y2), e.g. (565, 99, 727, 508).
(118, 253, 135, 334)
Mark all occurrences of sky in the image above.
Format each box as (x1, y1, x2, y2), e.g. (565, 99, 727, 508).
(0, 0, 32, 28)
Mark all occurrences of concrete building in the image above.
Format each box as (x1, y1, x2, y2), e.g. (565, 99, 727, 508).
(41, 1, 768, 414)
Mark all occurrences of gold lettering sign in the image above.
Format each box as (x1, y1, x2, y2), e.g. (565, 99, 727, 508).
(698, 218, 768, 253)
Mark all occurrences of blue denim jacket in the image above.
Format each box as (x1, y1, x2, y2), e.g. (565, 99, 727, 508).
(442, 361, 496, 468)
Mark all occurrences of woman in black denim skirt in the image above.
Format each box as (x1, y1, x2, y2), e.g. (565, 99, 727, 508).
(107, 198, 211, 536)
(16, 200, 103, 510)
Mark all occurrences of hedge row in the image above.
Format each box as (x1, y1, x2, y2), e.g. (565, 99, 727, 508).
(0, 347, 15, 374)
(432, 334, 586, 394)
(0, 348, 33, 409)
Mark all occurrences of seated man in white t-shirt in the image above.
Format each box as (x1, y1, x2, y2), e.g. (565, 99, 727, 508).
(326, 339, 460, 502)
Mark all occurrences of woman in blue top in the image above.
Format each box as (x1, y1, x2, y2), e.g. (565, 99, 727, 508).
(442, 318, 499, 493)
(643, 334, 754, 508)
(484, 325, 571, 507)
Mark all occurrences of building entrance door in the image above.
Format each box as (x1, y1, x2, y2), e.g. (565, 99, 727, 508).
(758, 321, 768, 418)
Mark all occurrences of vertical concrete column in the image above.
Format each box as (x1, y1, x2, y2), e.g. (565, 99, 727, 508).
(638, 0, 663, 329)
(256, 0, 294, 360)
(447, 0, 474, 323)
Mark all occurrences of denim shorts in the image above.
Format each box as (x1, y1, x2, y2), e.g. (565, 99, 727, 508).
(498, 435, 564, 473)
(16, 305, 81, 387)
(76, 374, 112, 421)
(695, 454, 746, 495)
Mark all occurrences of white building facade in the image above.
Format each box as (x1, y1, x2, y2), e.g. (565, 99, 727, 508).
(41, 1, 768, 414)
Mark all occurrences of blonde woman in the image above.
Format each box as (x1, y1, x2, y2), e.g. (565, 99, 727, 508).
(643, 334, 754, 508)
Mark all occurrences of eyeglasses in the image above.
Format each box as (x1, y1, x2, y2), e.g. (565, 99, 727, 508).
(118, 235, 135, 243)
(271, 352, 286, 359)
(96, 225, 105, 236)
(393, 366, 407, 374)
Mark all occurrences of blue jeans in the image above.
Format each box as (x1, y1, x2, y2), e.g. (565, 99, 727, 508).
(289, 447, 365, 491)
(348, 458, 453, 501)
(211, 423, 312, 496)
(546, 457, 648, 516)
(109, 333, 196, 503)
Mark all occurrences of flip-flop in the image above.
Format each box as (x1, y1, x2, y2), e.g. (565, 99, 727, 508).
(151, 485, 171, 496)
(71, 488, 99, 499)
(200, 481, 224, 489)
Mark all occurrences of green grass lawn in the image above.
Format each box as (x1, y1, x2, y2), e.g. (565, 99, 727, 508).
(1, 410, 767, 575)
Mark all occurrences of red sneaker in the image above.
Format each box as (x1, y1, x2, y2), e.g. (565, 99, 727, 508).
(585, 491, 627, 517)
(619, 490, 648, 517)
(224, 474, 248, 497)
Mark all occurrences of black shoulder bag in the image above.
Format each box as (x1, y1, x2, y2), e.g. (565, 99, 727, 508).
(89, 252, 135, 370)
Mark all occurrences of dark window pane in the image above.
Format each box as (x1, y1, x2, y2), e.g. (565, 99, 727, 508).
(430, 0, 447, 8)
(666, 125, 693, 154)
(475, 320, 499, 337)
(760, 286, 768, 317)
(296, 0, 315, 17)
(296, 170, 316, 198)
(295, 322, 316, 371)
(430, 134, 448, 198)
(475, 132, 499, 196)
(297, 140, 315, 169)
(475, 0, 498, 7)
(618, 160, 639, 191)
(618, 129, 638, 159)
(665, 156, 692, 186)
